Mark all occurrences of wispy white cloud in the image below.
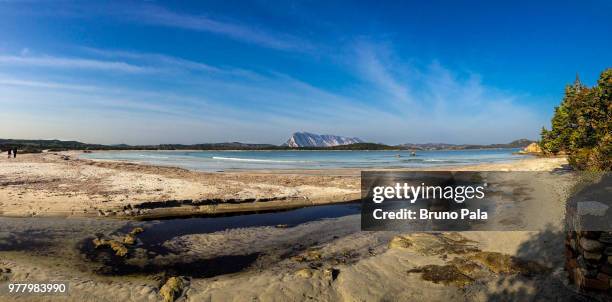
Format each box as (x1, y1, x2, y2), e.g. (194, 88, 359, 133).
(0, 55, 152, 73)
(355, 43, 414, 106)
(80, 48, 221, 73)
(0, 76, 98, 91)
(78, 47, 259, 78)
(348, 41, 544, 144)
(129, 5, 313, 52)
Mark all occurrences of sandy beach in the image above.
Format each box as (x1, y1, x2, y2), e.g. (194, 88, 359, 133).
(0, 151, 567, 219)
(2, 152, 598, 302)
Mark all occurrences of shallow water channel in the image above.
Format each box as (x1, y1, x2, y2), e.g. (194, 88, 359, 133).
(0, 203, 362, 279)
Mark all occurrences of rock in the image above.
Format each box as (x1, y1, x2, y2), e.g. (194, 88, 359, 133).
(597, 273, 609, 283)
(583, 277, 610, 291)
(599, 233, 612, 244)
(109, 241, 128, 257)
(577, 201, 609, 217)
(123, 234, 136, 245)
(294, 268, 313, 278)
(521, 142, 542, 154)
(602, 264, 612, 275)
(407, 264, 474, 287)
(583, 251, 602, 261)
(580, 237, 603, 252)
(92, 238, 109, 248)
(129, 227, 144, 235)
(577, 256, 594, 269)
(159, 277, 185, 302)
(284, 132, 364, 147)
(92, 237, 128, 257)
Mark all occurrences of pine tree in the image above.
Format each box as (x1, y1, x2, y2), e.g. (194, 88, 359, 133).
(540, 68, 611, 170)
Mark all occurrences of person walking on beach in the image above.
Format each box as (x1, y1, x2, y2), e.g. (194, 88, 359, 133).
(7, 149, 11, 159)
(12, 148, 17, 158)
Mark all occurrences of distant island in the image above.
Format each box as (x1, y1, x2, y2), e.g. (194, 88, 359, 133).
(0, 135, 535, 153)
(284, 132, 364, 147)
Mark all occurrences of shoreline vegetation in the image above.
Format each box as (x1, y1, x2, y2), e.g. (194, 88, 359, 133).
(539, 68, 611, 171)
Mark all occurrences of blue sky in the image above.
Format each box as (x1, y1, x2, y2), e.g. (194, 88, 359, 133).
(0, 0, 610, 145)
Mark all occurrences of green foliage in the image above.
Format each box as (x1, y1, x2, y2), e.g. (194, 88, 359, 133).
(540, 69, 612, 170)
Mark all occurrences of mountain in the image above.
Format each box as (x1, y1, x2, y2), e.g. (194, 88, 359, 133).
(398, 139, 536, 150)
(284, 132, 364, 147)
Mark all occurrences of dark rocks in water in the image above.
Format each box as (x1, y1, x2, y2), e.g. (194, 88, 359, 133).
(92, 238, 129, 257)
(123, 234, 136, 245)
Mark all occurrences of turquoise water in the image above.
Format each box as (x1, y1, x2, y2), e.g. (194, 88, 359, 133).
(81, 149, 526, 171)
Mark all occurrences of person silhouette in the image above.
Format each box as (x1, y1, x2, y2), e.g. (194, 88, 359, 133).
(12, 148, 17, 158)
(7, 149, 11, 159)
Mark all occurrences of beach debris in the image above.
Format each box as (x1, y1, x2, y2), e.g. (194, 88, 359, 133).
(159, 276, 185, 302)
(407, 264, 474, 287)
(294, 268, 313, 278)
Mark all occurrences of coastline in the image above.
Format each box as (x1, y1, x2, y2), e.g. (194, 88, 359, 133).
(0, 151, 568, 219)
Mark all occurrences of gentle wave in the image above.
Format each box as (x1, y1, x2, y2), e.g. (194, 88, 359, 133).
(212, 156, 309, 163)
(138, 154, 170, 159)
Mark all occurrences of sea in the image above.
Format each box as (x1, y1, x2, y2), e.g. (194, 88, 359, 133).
(81, 149, 526, 171)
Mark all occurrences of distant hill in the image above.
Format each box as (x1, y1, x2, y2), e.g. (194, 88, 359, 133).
(398, 139, 536, 150)
(284, 132, 364, 147)
(0, 139, 105, 153)
(0, 138, 535, 153)
(327, 143, 399, 150)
